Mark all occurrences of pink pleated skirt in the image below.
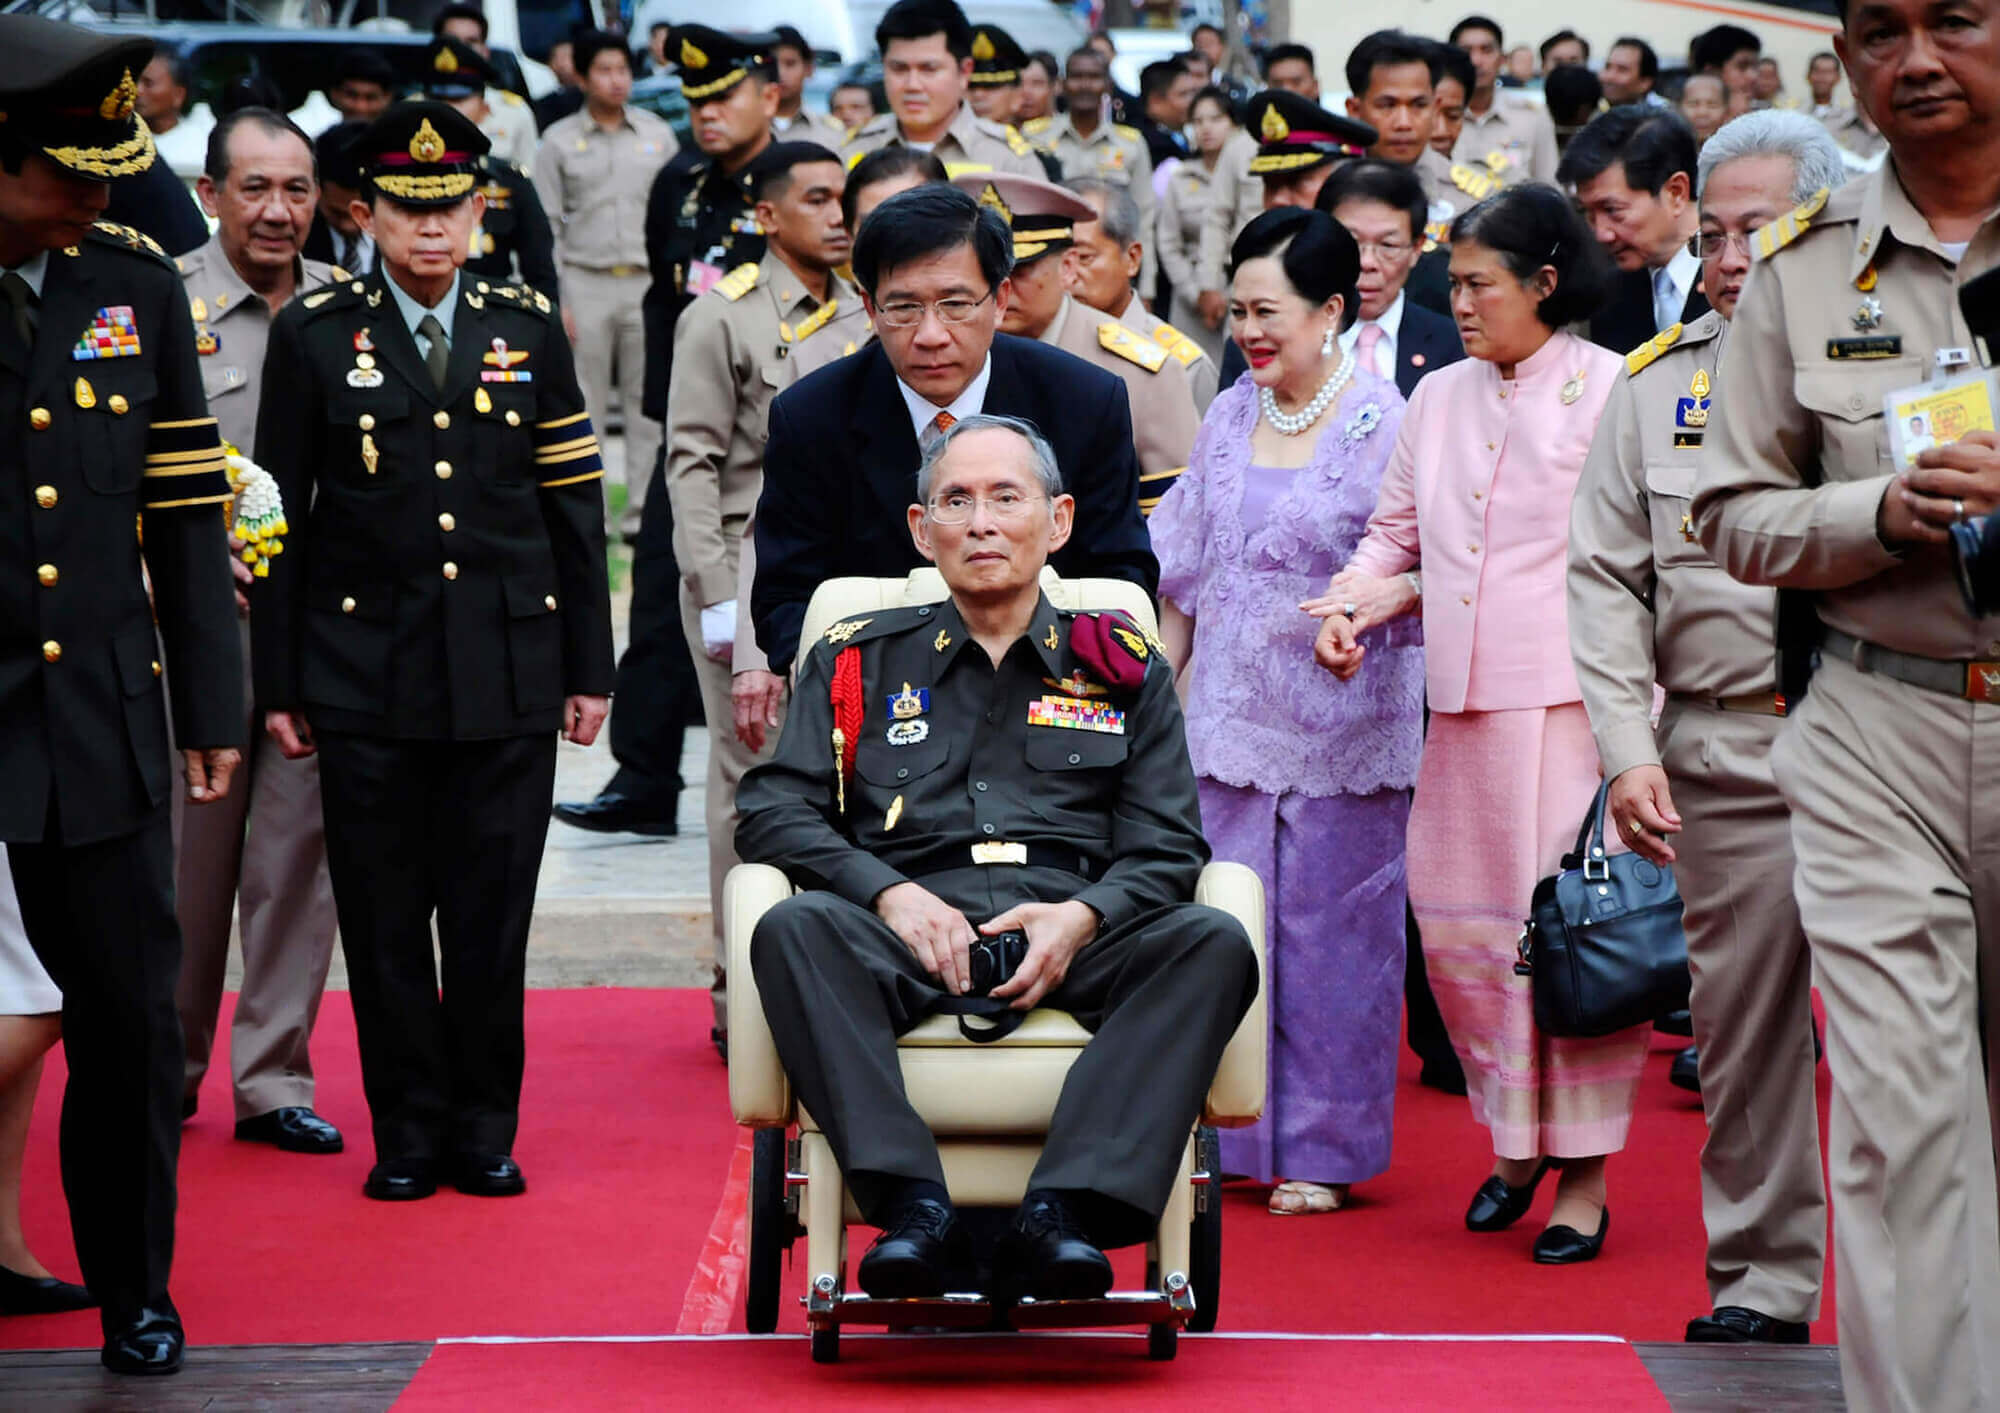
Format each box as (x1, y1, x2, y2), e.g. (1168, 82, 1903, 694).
(1408, 703, 1650, 1160)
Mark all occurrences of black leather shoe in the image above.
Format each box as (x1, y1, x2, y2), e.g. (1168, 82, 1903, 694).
(100, 1307, 183, 1375)
(1533, 1209, 1610, 1264)
(996, 1196, 1114, 1301)
(1656, 1009, 1694, 1036)
(452, 1153, 526, 1197)
(363, 1159, 438, 1201)
(0, 1263, 95, 1315)
(1685, 1306, 1810, 1344)
(551, 791, 678, 836)
(1669, 1046, 1702, 1094)
(235, 1106, 344, 1154)
(1465, 1159, 1551, 1232)
(857, 1198, 973, 1298)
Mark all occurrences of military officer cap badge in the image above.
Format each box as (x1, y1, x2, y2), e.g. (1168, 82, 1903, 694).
(670, 24, 781, 102)
(358, 101, 491, 206)
(1244, 90, 1376, 177)
(0, 16, 158, 180)
(423, 36, 496, 101)
(968, 25, 1027, 87)
(948, 172, 1097, 264)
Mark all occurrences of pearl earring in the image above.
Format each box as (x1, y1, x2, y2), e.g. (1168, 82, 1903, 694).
(1321, 325, 1335, 358)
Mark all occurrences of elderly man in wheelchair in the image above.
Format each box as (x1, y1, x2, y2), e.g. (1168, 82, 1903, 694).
(732, 414, 1262, 1350)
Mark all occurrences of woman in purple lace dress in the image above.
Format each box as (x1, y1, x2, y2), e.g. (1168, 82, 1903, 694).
(1151, 209, 1424, 1214)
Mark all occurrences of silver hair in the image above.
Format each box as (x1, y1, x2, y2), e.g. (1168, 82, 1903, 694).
(1696, 109, 1848, 203)
(1065, 176, 1143, 249)
(915, 413, 1064, 506)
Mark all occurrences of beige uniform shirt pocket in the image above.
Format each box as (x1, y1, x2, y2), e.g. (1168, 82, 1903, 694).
(1645, 461, 1711, 569)
(1793, 363, 1922, 480)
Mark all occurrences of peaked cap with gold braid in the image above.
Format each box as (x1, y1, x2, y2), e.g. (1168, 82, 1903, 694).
(0, 16, 156, 180)
(948, 171, 1097, 263)
(670, 24, 779, 102)
(357, 101, 490, 206)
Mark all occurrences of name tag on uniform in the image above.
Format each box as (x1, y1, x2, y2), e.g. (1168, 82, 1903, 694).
(1028, 695, 1125, 734)
(1827, 336, 1903, 360)
(1673, 431, 1704, 449)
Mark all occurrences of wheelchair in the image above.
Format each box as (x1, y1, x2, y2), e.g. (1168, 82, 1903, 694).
(725, 570, 1269, 1363)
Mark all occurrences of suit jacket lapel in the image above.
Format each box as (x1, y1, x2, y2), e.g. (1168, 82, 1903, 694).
(854, 344, 920, 512)
(368, 272, 440, 406)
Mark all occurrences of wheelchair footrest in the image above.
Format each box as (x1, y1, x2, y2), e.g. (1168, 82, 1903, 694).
(804, 1272, 1193, 1332)
(805, 1292, 998, 1331)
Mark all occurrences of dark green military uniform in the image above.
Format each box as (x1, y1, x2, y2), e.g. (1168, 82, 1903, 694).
(464, 154, 559, 304)
(251, 103, 615, 1180)
(0, 21, 243, 1363)
(736, 594, 1257, 1244)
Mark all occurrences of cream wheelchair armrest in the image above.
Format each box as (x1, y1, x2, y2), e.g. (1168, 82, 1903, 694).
(726, 863, 796, 1125)
(1197, 860, 1268, 1126)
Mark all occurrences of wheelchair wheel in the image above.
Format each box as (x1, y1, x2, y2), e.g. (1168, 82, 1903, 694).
(811, 1327, 840, 1364)
(1147, 1324, 1177, 1361)
(746, 1128, 788, 1333)
(1188, 1125, 1222, 1333)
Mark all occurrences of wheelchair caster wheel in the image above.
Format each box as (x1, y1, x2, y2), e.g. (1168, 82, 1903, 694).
(811, 1328, 840, 1364)
(1147, 1325, 1177, 1361)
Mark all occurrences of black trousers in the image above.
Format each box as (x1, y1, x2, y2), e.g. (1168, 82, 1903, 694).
(10, 804, 182, 1333)
(750, 867, 1259, 1248)
(315, 732, 556, 1161)
(608, 447, 703, 805)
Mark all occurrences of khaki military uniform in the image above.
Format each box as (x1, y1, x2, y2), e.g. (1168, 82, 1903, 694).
(171, 238, 345, 1122)
(1195, 128, 1263, 299)
(1415, 146, 1493, 244)
(773, 108, 850, 153)
(841, 103, 1043, 181)
(1820, 106, 1888, 165)
(1115, 290, 1217, 413)
(1026, 112, 1158, 292)
(1037, 294, 1197, 511)
(1155, 155, 1227, 363)
(478, 87, 538, 174)
(533, 105, 679, 534)
(663, 252, 871, 985)
(1454, 92, 1558, 188)
(1568, 309, 1825, 1325)
(1693, 169, 2000, 1412)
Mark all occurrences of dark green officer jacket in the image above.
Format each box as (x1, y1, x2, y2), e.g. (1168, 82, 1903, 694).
(251, 270, 614, 740)
(464, 155, 559, 306)
(735, 594, 1209, 931)
(0, 221, 242, 846)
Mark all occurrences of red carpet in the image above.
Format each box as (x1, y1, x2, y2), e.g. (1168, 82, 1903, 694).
(394, 1335, 1669, 1410)
(2, 988, 1835, 1356)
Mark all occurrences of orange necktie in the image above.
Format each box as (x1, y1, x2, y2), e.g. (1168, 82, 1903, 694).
(932, 410, 956, 435)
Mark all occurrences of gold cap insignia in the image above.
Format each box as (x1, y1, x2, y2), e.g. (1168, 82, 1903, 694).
(435, 46, 460, 73)
(977, 183, 1011, 222)
(681, 36, 709, 68)
(1260, 105, 1289, 142)
(409, 118, 446, 163)
(100, 69, 137, 122)
(972, 31, 996, 61)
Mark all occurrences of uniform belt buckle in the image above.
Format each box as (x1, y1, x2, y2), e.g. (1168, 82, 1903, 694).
(971, 842, 1028, 865)
(1967, 662, 2000, 703)
(609, 264, 638, 278)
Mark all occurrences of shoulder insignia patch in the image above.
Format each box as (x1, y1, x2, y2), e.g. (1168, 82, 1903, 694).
(1450, 164, 1496, 200)
(1112, 123, 1141, 141)
(1754, 186, 1831, 260)
(1021, 116, 1052, 136)
(87, 220, 169, 263)
(302, 288, 340, 310)
(1625, 323, 1684, 377)
(1151, 322, 1203, 365)
(716, 262, 762, 301)
(1099, 322, 1168, 372)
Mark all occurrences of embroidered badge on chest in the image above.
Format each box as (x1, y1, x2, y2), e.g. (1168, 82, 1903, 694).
(73, 305, 140, 360)
(886, 720, 930, 746)
(887, 683, 930, 719)
(481, 337, 533, 383)
(1028, 695, 1126, 734)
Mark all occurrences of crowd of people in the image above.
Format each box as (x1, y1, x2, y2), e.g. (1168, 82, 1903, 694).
(0, 2, 1995, 1411)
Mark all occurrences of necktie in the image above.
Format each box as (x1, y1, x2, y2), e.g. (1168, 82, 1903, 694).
(1, 271, 36, 348)
(923, 409, 955, 449)
(1653, 265, 1678, 332)
(1354, 322, 1387, 379)
(417, 312, 449, 392)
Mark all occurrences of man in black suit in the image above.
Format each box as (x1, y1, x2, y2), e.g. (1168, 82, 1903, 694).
(751, 183, 1156, 674)
(1316, 160, 1465, 399)
(1558, 106, 1709, 354)
(0, 21, 245, 1374)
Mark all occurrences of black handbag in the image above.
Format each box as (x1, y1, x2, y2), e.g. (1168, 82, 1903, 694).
(1514, 782, 1690, 1038)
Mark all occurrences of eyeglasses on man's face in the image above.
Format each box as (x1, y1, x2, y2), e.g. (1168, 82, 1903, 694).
(875, 287, 996, 328)
(925, 488, 1046, 524)
(1688, 230, 1757, 260)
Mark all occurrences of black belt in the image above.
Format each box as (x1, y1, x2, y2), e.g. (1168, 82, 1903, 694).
(1665, 690, 1787, 716)
(900, 841, 1106, 883)
(1822, 628, 2000, 704)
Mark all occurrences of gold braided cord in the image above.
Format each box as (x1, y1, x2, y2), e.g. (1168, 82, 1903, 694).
(45, 121, 155, 178)
(1248, 150, 1337, 174)
(536, 411, 590, 431)
(681, 68, 747, 100)
(373, 171, 476, 200)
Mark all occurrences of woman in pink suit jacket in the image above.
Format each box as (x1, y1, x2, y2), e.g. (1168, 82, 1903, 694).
(1312, 186, 1645, 1266)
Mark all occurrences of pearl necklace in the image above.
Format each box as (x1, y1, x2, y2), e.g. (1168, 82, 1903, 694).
(1259, 350, 1356, 436)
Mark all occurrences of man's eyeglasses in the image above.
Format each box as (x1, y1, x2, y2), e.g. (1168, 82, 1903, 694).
(926, 489, 1046, 525)
(1354, 239, 1415, 260)
(1688, 231, 1757, 260)
(875, 288, 996, 328)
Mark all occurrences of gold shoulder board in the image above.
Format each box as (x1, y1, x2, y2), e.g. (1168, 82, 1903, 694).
(1624, 323, 1683, 377)
(1100, 323, 1167, 372)
(1753, 187, 1831, 261)
(1152, 323, 1202, 365)
(717, 263, 762, 301)
(1022, 116, 1051, 136)
(1450, 164, 1494, 199)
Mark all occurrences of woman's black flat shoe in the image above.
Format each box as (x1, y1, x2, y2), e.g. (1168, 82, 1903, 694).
(1532, 1208, 1610, 1264)
(1465, 1159, 1552, 1232)
(0, 1262, 95, 1315)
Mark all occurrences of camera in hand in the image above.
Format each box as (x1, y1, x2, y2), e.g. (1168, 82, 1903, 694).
(1953, 269, 2000, 615)
(968, 928, 1030, 995)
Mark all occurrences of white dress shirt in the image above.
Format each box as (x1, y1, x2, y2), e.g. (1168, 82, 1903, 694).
(899, 353, 994, 447)
(1653, 244, 1700, 332)
(1338, 291, 1406, 381)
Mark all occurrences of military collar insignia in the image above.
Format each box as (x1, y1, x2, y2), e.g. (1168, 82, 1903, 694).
(1044, 624, 1060, 650)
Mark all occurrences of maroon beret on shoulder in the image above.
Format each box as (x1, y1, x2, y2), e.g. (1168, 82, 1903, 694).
(1068, 611, 1153, 696)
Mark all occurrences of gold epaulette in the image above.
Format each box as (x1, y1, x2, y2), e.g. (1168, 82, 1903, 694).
(485, 282, 554, 313)
(88, 220, 168, 262)
(1099, 323, 1168, 372)
(791, 298, 838, 341)
(716, 263, 762, 302)
(1005, 126, 1035, 156)
(1150, 322, 1203, 367)
(1753, 187, 1831, 260)
(1625, 323, 1683, 378)
(1112, 123, 1141, 141)
(1451, 163, 1497, 200)
(1021, 116, 1052, 136)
